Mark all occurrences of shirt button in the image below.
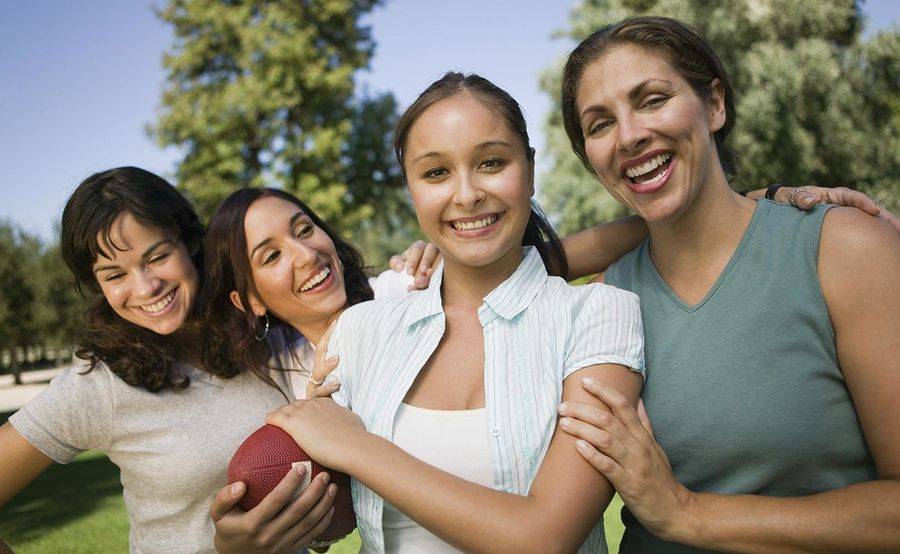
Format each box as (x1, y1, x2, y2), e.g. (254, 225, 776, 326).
(491, 428, 501, 437)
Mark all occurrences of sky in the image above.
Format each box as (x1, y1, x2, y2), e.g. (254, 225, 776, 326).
(1, 0, 897, 241)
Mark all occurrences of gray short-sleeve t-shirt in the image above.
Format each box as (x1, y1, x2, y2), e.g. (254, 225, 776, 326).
(10, 362, 291, 553)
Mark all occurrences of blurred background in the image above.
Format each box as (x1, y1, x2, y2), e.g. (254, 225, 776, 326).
(1, 0, 897, 551)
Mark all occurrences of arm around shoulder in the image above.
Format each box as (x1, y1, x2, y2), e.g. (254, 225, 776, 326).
(0, 422, 53, 509)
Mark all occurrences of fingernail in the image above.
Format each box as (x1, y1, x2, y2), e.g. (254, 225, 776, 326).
(576, 439, 589, 450)
(296, 464, 306, 476)
(406, 263, 414, 275)
(581, 377, 594, 386)
(321, 472, 331, 485)
(230, 482, 243, 495)
(560, 417, 571, 428)
(328, 483, 337, 497)
(327, 356, 339, 364)
(557, 402, 567, 413)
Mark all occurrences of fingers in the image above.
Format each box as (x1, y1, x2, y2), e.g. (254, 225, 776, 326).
(306, 355, 339, 399)
(574, 439, 626, 484)
(776, 186, 819, 210)
(578, 377, 647, 437)
(310, 380, 341, 399)
(826, 186, 880, 215)
(877, 209, 900, 234)
(636, 398, 654, 437)
(249, 462, 310, 525)
(292, 505, 336, 550)
(211, 481, 246, 521)
(389, 254, 405, 272)
(274, 473, 335, 545)
(559, 414, 629, 462)
(402, 240, 427, 275)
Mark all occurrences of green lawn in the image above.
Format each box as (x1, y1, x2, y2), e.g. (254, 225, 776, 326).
(0, 441, 626, 552)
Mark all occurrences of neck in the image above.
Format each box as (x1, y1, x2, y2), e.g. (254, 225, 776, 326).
(440, 246, 524, 310)
(292, 309, 344, 348)
(646, 164, 756, 277)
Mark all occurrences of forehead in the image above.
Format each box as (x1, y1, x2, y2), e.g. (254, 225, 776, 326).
(244, 196, 304, 240)
(406, 93, 517, 155)
(94, 212, 172, 265)
(576, 44, 680, 107)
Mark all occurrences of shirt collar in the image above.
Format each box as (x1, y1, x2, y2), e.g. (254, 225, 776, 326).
(401, 246, 548, 328)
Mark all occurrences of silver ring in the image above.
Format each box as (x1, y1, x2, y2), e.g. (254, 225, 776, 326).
(309, 376, 324, 386)
(789, 187, 810, 207)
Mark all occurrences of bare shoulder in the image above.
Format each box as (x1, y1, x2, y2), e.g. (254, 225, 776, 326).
(820, 206, 900, 263)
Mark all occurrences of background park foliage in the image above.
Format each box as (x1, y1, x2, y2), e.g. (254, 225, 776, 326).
(540, 0, 900, 234)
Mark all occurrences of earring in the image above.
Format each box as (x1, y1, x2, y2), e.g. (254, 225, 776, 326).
(254, 313, 270, 341)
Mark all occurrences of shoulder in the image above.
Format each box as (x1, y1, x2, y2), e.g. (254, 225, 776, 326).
(820, 206, 900, 256)
(368, 269, 414, 300)
(604, 240, 648, 289)
(542, 277, 641, 316)
(334, 294, 423, 342)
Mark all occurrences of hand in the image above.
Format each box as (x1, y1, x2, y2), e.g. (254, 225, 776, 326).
(747, 185, 900, 232)
(557, 378, 695, 542)
(389, 239, 441, 290)
(266, 398, 367, 471)
(211, 463, 337, 553)
(307, 324, 340, 399)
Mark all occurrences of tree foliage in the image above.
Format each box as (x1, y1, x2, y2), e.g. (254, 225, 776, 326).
(150, 0, 418, 265)
(540, 0, 900, 234)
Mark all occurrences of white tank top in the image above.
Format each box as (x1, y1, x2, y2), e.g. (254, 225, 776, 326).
(382, 403, 494, 553)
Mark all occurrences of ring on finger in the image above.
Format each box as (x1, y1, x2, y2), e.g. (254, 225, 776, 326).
(309, 376, 324, 386)
(789, 187, 810, 207)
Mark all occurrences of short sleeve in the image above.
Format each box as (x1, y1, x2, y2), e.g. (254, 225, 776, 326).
(368, 269, 414, 300)
(8, 365, 116, 463)
(563, 284, 645, 380)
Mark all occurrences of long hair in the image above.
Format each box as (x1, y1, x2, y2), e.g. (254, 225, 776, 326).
(200, 188, 373, 385)
(393, 72, 568, 278)
(561, 16, 738, 178)
(59, 167, 204, 392)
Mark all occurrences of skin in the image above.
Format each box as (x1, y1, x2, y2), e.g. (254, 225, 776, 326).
(557, 44, 900, 552)
(266, 92, 643, 552)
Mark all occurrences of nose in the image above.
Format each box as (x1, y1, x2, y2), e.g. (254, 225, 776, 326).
(133, 268, 163, 299)
(616, 112, 651, 155)
(452, 171, 486, 210)
(287, 237, 318, 271)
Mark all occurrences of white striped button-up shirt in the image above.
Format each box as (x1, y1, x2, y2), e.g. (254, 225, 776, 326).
(329, 247, 645, 553)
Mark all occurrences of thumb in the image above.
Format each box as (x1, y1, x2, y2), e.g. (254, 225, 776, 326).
(636, 399, 654, 437)
(210, 481, 245, 521)
(798, 192, 818, 209)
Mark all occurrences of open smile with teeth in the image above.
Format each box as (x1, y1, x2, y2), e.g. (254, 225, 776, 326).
(138, 289, 177, 314)
(300, 266, 331, 292)
(624, 153, 673, 184)
(450, 214, 500, 231)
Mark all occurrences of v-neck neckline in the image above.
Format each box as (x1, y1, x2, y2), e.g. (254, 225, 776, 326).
(646, 201, 764, 314)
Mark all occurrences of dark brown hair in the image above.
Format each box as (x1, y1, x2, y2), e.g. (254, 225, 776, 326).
(200, 188, 373, 386)
(60, 166, 204, 392)
(394, 72, 568, 278)
(561, 16, 737, 177)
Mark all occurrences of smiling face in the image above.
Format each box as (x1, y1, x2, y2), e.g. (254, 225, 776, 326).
(403, 92, 534, 273)
(238, 195, 347, 333)
(576, 44, 727, 223)
(92, 212, 199, 335)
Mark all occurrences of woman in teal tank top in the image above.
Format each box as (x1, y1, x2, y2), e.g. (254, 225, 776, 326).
(553, 16, 900, 552)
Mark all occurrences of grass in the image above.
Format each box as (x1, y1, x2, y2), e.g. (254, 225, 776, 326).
(0, 406, 625, 552)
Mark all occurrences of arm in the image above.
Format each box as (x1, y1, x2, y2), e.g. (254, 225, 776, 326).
(269, 364, 642, 553)
(0, 421, 54, 549)
(561, 208, 900, 552)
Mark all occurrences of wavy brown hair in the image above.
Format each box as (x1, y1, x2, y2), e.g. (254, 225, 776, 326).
(60, 167, 204, 392)
(393, 72, 568, 278)
(200, 188, 373, 386)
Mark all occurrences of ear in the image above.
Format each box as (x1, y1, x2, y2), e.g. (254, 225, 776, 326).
(229, 290, 266, 317)
(707, 78, 727, 134)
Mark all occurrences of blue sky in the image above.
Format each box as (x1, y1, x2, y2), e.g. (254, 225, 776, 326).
(1, 0, 897, 240)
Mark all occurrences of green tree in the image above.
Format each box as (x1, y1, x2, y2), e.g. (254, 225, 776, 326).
(540, 0, 900, 234)
(0, 222, 38, 384)
(150, 0, 417, 265)
(30, 242, 86, 362)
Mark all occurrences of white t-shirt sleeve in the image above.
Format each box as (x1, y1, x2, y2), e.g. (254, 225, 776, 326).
(325, 311, 353, 409)
(563, 284, 645, 380)
(368, 269, 415, 300)
(8, 364, 116, 463)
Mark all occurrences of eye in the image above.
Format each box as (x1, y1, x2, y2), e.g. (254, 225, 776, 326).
(148, 252, 170, 264)
(587, 119, 613, 136)
(423, 167, 448, 180)
(478, 157, 505, 170)
(295, 224, 313, 238)
(262, 250, 281, 266)
(104, 272, 125, 282)
(642, 95, 669, 109)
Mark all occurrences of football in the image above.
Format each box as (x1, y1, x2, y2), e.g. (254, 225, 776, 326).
(227, 424, 356, 544)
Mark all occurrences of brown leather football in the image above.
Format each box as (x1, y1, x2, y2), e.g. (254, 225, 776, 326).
(227, 424, 355, 544)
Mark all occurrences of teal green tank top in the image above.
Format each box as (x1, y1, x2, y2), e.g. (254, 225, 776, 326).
(605, 200, 876, 553)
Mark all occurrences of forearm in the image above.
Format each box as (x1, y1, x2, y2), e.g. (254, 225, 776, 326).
(671, 479, 900, 553)
(344, 433, 607, 553)
(561, 215, 647, 280)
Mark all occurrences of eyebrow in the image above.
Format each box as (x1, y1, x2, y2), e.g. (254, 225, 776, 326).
(93, 239, 174, 273)
(580, 78, 673, 119)
(409, 140, 514, 164)
(250, 211, 307, 260)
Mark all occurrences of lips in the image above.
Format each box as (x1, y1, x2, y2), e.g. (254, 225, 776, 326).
(445, 212, 504, 237)
(136, 287, 178, 315)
